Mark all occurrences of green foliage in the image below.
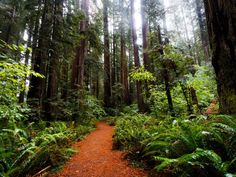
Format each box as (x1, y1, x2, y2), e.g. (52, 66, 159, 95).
(0, 121, 95, 177)
(52, 91, 105, 121)
(113, 114, 236, 176)
(130, 66, 156, 82)
(154, 148, 223, 177)
(0, 41, 43, 104)
(122, 104, 139, 115)
(147, 61, 217, 116)
(72, 93, 106, 122)
(149, 85, 187, 117)
(0, 42, 96, 176)
(186, 65, 217, 108)
(0, 42, 43, 127)
(113, 114, 159, 155)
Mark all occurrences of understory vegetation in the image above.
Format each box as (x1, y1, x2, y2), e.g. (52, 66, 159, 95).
(0, 41, 101, 176)
(0, 120, 96, 177)
(113, 114, 236, 177)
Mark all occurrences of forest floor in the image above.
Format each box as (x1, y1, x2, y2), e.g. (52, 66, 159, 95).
(51, 122, 147, 177)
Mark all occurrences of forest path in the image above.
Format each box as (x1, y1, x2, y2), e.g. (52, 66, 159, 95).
(52, 122, 147, 177)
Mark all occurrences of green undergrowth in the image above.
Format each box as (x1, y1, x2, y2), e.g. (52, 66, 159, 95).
(0, 120, 96, 177)
(113, 114, 236, 177)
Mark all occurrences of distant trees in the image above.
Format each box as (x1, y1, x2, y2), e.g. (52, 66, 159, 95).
(204, 0, 236, 114)
(1, 0, 235, 118)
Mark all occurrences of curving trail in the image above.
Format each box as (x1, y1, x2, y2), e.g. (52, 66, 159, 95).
(52, 122, 147, 177)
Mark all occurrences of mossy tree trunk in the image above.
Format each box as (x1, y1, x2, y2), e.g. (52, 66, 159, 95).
(204, 0, 236, 114)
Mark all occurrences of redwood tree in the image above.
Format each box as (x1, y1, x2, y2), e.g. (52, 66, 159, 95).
(141, 0, 150, 71)
(28, 0, 53, 118)
(120, 0, 130, 104)
(204, 0, 236, 114)
(131, 0, 145, 112)
(103, 0, 111, 108)
(46, 0, 64, 119)
(71, 0, 89, 90)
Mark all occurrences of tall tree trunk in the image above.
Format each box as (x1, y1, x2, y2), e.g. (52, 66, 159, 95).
(141, 0, 151, 111)
(71, 0, 88, 90)
(120, 0, 130, 104)
(61, 60, 69, 101)
(195, 0, 209, 60)
(46, 0, 64, 120)
(103, 0, 111, 108)
(112, 34, 117, 86)
(140, 0, 150, 71)
(128, 31, 134, 103)
(131, 0, 145, 112)
(204, 0, 236, 114)
(28, 0, 53, 119)
(71, 0, 89, 125)
(19, 23, 33, 103)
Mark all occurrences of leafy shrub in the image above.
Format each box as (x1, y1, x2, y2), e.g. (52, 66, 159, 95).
(113, 114, 236, 176)
(0, 41, 97, 177)
(186, 65, 217, 109)
(148, 65, 217, 117)
(0, 121, 95, 177)
(154, 148, 224, 177)
(113, 114, 159, 155)
(67, 92, 106, 122)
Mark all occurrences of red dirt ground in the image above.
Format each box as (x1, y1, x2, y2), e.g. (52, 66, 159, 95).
(52, 122, 147, 177)
(205, 99, 219, 115)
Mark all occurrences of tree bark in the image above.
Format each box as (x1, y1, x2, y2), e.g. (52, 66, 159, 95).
(103, 0, 111, 108)
(120, 0, 130, 104)
(195, 0, 209, 60)
(46, 0, 64, 120)
(71, 0, 88, 90)
(140, 0, 150, 71)
(163, 68, 174, 114)
(204, 0, 236, 114)
(19, 23, 33, 103)
(112, 34, 117, 86)
(131, 0, 145, 112)
(28, 0, 53, 119)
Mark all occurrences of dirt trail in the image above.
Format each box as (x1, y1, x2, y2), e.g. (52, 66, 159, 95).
(52, 122, 147, 177)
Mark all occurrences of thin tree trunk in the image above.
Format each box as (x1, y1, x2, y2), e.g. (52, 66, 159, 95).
(163, 68, 174, 114)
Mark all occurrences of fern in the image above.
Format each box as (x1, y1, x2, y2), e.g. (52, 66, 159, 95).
(154, 148, 223, 176)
